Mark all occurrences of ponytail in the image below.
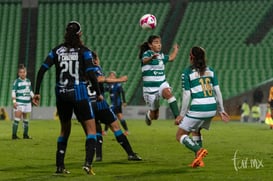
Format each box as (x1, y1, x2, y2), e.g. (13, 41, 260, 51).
(139, 42, 149, 59)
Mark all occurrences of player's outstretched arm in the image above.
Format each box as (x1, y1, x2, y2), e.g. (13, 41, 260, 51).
(169, 43, 179, 61)
(98, 75, 128, 83)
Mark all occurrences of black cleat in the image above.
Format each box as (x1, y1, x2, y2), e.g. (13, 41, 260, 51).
(145, 111, 152, 126)
(23, 135, 32, 139)
(54, 167, 70, 175)
(12, 135, 20, 140)
(128, 153, 142, 161)
(82, 165, 96, 175)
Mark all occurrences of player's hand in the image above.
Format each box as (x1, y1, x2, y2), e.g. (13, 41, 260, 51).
(175, 115, 183, 125)
(151, 53, 159, 59)
(119, 76, 128, 82)
(13, 102, 17, 109)
(220, 111, 230, 122)
(32, 94, 40, 106)
(173, 43, 179, 50)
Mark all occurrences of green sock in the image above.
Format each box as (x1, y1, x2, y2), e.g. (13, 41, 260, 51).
(181, 135, 201, 153)
(196, 140, 202, 147)
(192, 136, 203, 147)
(12, 120, 19, 135)
(23, 120, 29, 136)
(168, 98, 179, 118)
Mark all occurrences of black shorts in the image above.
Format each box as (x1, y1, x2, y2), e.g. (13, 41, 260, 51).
(111, 105, 122, 114)
(56, 91, 94, 122)
(91, 100, 117, 125)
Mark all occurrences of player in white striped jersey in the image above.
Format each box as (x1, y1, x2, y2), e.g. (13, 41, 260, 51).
(11, 64, 36, 139)
(175, 46, 229, 168)
(139, 35, 179, 125)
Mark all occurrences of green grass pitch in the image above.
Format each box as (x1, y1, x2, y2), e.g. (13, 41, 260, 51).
(0, 119, 272, 181)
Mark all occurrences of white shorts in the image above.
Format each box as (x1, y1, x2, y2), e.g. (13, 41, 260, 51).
(158, 82, 171, 97)
(179, 116, 212, 132)
(14, 103, 32, 113)
(143, 82, 171, 110)
(143, 93, 160, 111)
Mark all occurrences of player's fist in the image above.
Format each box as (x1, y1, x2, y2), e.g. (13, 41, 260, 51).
(220, 111, 230, 122)
(174, 115, 183, 125)
(32, 94, 40, 106)
(119, 76, 128, 82)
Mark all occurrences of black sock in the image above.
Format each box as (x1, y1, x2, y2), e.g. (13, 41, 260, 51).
(96, 134, 103, 158)
(56, 140, 67, 168)
(85, 138, 96, 166)
(116, 134, 134, 156)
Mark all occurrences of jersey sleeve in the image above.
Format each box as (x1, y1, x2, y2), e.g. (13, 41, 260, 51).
(209, 67, 219, 86)
(84, 49, 102, 96)
(163, 54, 169, 64)
(141, 50, 152, 65)
(181, 69, 190, 91)
(83, 50, 93, 70)
(214, 85, 225, 112)
(142, 50, 151, 60)
(11, 79, 17, 98)
(42, 50, 55, 69)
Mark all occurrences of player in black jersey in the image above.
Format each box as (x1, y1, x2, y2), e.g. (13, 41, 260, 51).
(88, 51, 142, 162)
(104, 71, 129, 135)
(33, 21, 102, 175)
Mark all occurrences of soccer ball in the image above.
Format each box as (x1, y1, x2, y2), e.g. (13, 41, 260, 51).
(139, 14, 157, 30)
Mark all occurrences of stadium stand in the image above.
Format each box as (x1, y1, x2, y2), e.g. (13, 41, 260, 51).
(1, 0, 273, 110)
(170, 0, 273, 105)
(0, 2, 21, 106)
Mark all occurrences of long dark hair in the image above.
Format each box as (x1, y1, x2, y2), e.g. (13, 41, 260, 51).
(92, 51, 98, 60)
(64, 21, 83, 49)
(190, 46, 206, 76)
(138, 35, 160, 59)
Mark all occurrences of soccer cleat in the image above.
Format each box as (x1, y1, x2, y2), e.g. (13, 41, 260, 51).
(82, 165, 96, 175)
(23, 135, 32, 139)
(198, 160, 205, 167)
(128, 153, 142, 161)
(55, 167, 70, 174)
(145, 111, 152, 126)
(12, 135, 20, 140)
(190, 148, 208, 168)
(188, 160, 205, 167)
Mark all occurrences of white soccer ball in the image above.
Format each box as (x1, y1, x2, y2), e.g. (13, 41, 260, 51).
(139, 14, 157, 30)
